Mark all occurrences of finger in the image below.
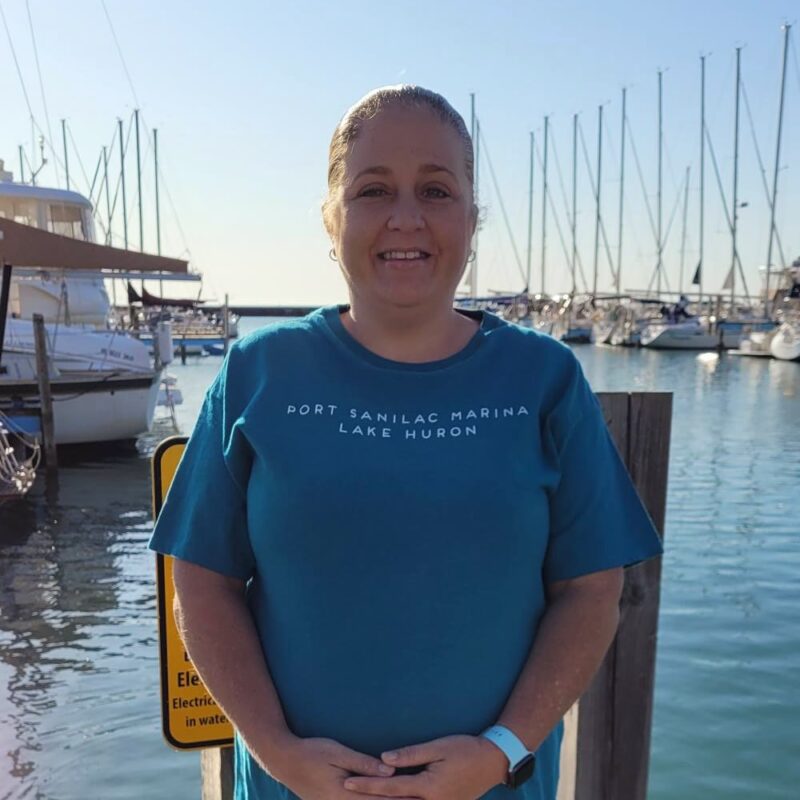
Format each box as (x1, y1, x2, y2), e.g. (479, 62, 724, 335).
(343, 774, 425, 797)
(382, 740, 443, 767)
(331, 744, 396, 777)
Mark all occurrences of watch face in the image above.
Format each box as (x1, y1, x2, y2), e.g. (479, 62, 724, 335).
(508, 754, 535, 789)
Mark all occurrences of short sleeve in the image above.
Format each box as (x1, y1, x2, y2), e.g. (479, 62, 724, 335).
(542, 355, 663, 583)
(148, 351, 256, 580)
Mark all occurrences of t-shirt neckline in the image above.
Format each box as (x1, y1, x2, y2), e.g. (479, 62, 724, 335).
(320, 304, 491, 372)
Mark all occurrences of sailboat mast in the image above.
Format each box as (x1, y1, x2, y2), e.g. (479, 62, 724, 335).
(61, 119, 70, 190)
(118, 118, 128, 249)
(103, 146, 112, 244)
(730, 47, 741, 307)
(540, 115, 549, 296)
(593, 104, 603, 298)
(617, 89, 626, 295)
(657, 70, 663, 298)
(468, 93, 477, 300)
(765, 23, 791, 317)
(679, 166, 690, 293)
(154, 128, 162, 256)
(135, 108, 144, 253)
(474, 117, 480, 300)
(571, 113, 578, 295)
(699, 55, 706, 307)
(526, 131, 534, 293)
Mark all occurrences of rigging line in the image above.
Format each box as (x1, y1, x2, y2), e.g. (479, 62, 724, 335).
(741, 79, 787, 267)
(139, 110, 193, 260)
(88, 150, 103, 205)
(100, 0, 140, 107)
(534, 139, 589, 292)
(624, 116, 659, 244)
(704, 122, 750, 297)
(66, 123, 94, 199)
(478, 124, 526, 286)
(791, 27, 800, 94)
(659, 169, 688, 265)
(0, 0, 36, 122)
(25, 0, 59, 187)
(547, 132, 590, 292)
(577, 120, 618, 286)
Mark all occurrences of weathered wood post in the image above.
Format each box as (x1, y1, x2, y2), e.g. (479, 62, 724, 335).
(201, 748, 234, 800)
(33, 313, 58, 471)
(558, 391, 671, 800)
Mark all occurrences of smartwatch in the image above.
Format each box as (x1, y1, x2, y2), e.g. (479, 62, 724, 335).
(480, 724, 536, 789)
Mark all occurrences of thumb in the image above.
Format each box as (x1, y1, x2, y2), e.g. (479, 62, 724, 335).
(331, 743, 396, 777)
(382, 739, 441, 767)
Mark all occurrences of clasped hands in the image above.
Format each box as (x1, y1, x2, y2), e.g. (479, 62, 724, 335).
(273, 732, 509, 800)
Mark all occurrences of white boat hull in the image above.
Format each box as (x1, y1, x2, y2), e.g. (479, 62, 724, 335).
(770, 322, 800, 361)
(0, 367, 161, 445)
(4, 318, 152, 373)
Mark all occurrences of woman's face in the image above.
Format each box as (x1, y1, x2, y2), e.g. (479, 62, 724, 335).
(328, 105, 477, 313)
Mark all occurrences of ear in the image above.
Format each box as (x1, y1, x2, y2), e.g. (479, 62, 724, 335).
(470, 202, 479, 236)
(322, 197, 341, 245)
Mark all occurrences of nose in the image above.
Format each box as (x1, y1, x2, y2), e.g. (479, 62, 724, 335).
(387, 191, 425, 232)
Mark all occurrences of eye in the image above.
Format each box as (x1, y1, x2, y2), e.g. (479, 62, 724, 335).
(357, 184, 389, 198)
(422, 185, 451, 199)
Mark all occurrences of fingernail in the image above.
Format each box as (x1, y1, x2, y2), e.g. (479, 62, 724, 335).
(383, 751, 399, 763)
(379, 764, 394, 775)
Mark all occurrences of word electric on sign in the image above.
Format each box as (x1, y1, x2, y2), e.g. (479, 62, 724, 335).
(152, 437, 235, 750)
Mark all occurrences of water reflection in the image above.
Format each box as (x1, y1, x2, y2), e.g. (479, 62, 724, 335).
(0, 455, 167, 798)
(574, 348, 800, 799)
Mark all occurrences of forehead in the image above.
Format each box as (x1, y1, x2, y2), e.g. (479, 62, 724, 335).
(343, 105, 467, 178)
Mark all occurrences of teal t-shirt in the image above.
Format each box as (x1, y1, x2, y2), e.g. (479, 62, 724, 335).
(149, 305, 663, 800)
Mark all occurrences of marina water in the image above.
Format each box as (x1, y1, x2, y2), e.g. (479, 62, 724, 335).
(1, 316, 798, 799)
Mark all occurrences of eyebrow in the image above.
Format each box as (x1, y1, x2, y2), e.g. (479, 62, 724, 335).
(352, 163, 457, 181)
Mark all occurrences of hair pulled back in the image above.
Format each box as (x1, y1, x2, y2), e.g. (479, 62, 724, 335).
(322, 85, 475, 234)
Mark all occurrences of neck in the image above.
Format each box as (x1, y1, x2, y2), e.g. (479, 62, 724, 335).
(342, 297, 479, 363)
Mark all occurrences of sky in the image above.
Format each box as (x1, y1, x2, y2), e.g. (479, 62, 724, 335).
(0, 0, 798, 305)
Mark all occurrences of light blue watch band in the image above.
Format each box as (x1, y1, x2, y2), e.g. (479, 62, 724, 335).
(480, 724, 532, 770)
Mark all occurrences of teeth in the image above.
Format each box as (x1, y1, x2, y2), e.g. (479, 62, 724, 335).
(382, 250, 426, 260)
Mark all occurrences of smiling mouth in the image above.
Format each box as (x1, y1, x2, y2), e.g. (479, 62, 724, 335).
(377, 249, 431, 262)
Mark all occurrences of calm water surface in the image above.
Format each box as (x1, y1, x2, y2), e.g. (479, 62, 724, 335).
(1, 316, 798, 799)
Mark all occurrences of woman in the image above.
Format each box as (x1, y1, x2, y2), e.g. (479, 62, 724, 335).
(150, 85, 662, 800)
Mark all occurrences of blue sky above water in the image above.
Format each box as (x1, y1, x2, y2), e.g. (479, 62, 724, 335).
(0, 0, 797, 304)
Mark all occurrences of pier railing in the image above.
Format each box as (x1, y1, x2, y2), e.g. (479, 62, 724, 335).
(195, 391, 672, 800)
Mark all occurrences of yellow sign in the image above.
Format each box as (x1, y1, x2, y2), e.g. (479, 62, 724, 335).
(152, 436, 235, 750)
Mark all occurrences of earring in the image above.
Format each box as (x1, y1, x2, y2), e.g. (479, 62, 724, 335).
(467, 250, 476, 263)
(329, 248, 338, 262)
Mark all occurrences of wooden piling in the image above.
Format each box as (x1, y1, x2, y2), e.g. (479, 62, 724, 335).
(198, 392, 672, 800)
(201, 748, 234, 800)
(32, 313, 58, 471)
(558, 391, 671, 800)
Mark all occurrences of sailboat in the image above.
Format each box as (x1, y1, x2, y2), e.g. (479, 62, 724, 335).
(0, 186, 190, 445)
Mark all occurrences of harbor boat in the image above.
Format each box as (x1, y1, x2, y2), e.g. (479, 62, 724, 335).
(730, 328, 778, 358)
(770, 319, 800, 361)
(2, 349, 161, 445)
(125, 281, 239, 355)
(0, 207, 190, 446)
(3, 318, 152, 373)
(640, 317, 724, 350)
(551, 295, 595, 344)
(733, 261, 800, 359)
